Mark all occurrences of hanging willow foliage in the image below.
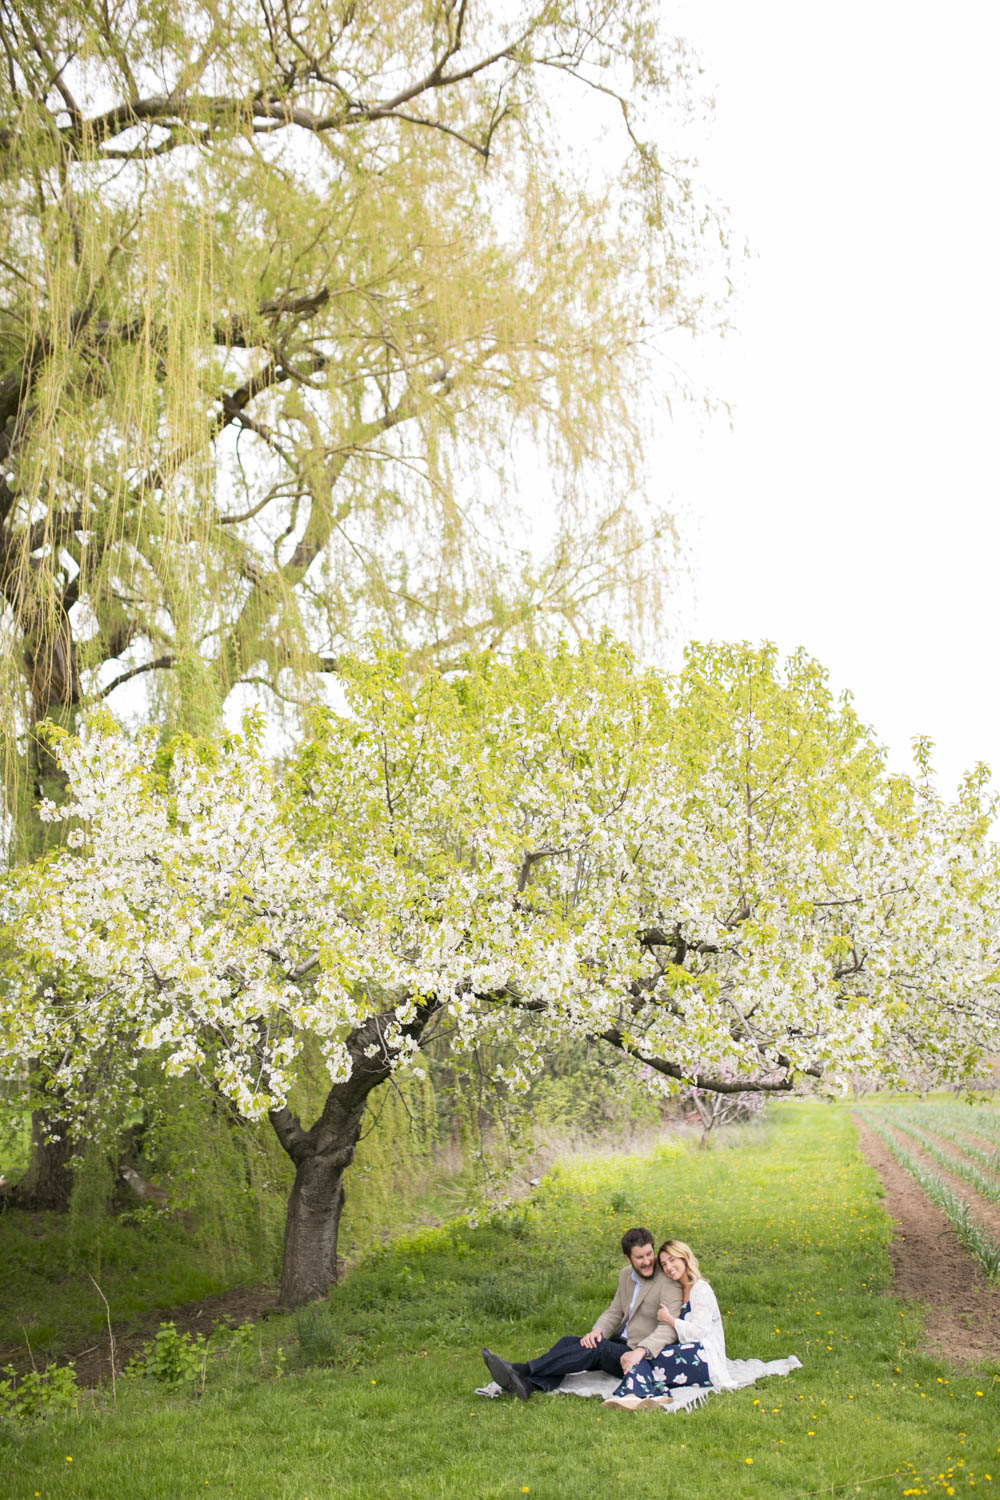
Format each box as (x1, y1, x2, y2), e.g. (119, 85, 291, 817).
(0, 0, 727, 856)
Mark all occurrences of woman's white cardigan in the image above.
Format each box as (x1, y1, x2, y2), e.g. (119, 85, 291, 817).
(666, 1279, 736, 1391)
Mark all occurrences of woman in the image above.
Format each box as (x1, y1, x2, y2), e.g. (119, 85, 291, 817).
(604, 1239, 728, 1409)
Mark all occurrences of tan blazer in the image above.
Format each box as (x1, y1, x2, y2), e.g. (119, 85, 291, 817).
(592, 1265, 682, 1359)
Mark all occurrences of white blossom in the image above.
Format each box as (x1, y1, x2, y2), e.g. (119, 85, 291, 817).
(4, 646, 999, 1132)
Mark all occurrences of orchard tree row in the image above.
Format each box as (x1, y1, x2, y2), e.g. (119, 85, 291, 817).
(4, 639, 998, 1305)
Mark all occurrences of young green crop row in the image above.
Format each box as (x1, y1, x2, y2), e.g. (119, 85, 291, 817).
(886, 1112, 1000, 1207)
(859, 1108, 1000, 1280)
(919, 1101, 1000, 1147)
(894, 1107, 1000, 1177)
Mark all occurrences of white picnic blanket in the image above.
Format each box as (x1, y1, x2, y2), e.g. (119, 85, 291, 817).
(475, 1354, 802, 1414)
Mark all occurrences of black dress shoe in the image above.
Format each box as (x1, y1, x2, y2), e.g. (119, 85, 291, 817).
(481, 1347, 532, 1400)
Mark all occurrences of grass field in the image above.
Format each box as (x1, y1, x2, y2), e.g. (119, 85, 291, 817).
(0, 1207, 260, 1359)
(2, 1100, 997, 1500)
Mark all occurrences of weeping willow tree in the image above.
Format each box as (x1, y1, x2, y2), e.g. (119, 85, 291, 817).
(0, 0, 725, 1207)
(0, 0, 726, 850)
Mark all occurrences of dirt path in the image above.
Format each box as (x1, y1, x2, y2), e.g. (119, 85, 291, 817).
(853, 1114, 1000, 1366)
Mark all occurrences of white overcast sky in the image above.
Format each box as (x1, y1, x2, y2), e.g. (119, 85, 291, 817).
(640, 0, 999, 798)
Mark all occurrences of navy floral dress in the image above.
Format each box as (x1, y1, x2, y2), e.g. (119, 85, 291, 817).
(610, 1299, 712, 1400)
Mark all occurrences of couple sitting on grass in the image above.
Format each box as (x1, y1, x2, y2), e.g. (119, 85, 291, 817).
(482, 1227, 725, 1410)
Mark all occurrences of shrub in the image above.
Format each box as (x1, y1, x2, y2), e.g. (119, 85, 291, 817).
(0, 1362, 78, 1425)
(607, 1189, 637, 1216)
(130, 1322, 206, 1387)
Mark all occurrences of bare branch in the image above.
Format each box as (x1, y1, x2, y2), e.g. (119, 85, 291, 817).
(596, 1025, 822, 1093)
(97, 654, 174, 700)
(267, 1103, 312, 1163)
(517, 846, 571, 893)
(342, 106, 490, 158)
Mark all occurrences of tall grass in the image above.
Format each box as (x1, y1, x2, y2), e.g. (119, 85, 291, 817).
(907, 1105, 1000, 1169)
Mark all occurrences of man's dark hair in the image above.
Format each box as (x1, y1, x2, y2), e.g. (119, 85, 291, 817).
(620, 1226, 655, 1257)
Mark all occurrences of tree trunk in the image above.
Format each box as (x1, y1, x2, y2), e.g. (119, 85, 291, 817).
(8, 637, 83, 1204)
(11, 1102, 76, 1210)
(277, 1124, 359, 1308)
(270, 999, 439, 1308)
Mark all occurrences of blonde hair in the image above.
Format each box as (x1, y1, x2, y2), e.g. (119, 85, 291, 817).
(658, 1239, 701, 1284)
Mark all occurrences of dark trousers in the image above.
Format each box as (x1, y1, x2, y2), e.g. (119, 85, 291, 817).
(524, 1334, 629, 1392)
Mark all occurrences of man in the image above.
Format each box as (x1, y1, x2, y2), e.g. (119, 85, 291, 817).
(481, 1226, 682, 1400)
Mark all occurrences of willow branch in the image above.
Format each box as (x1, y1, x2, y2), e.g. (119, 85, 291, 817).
(211, 364, 456, 687)
(0, 21, 533, 161)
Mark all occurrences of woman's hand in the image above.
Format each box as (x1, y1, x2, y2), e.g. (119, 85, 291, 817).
(657, 1304, 676, 1327)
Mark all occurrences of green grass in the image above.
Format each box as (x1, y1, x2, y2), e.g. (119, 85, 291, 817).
(0, 1208, 261, 1359)
(2, 1101, 998, 1500)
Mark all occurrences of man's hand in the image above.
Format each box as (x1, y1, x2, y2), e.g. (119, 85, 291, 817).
(579, 1329, 604, 1349)
(619, 1346, 647, 1374)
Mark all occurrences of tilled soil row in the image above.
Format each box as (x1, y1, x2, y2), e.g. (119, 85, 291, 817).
(933, 1124, 1000, 1163)
(893, 1122, 1000, 1188)
(875, 1117, 1000, 1247)
(852, 1113, 1000, 1367)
